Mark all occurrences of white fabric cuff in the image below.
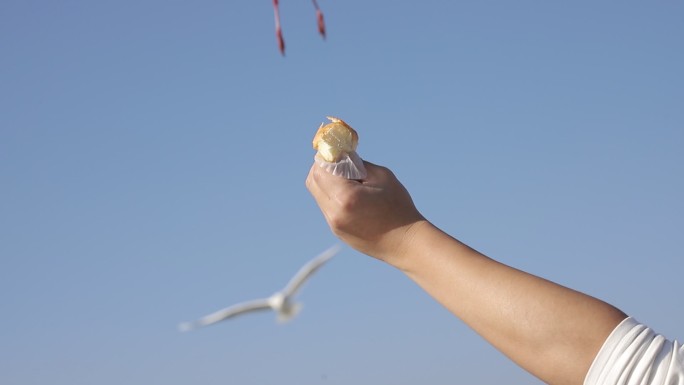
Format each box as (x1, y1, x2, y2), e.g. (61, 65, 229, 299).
(584, 317, 683, 385)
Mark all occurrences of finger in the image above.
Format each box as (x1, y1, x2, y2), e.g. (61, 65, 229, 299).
(306, 164, 329, 202)
(306, 164, 337, 228)
(309, 163, 370, 225)
(307, 164, 348, 215)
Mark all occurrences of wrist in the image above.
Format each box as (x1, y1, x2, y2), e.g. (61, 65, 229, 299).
(378, 219, 433, 271)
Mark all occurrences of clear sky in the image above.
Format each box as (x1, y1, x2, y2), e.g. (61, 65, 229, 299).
(1, 1, 682, 384)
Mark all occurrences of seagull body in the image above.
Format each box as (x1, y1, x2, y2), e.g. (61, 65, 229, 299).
(179, 244, 340, 331)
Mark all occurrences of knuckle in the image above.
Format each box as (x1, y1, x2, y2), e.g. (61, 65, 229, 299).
(328, 211, 350, 232)
(338, 189, 361, 211)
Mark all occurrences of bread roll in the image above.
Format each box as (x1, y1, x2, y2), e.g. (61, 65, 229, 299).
(312, 116, 367, 180)
(312, 117, 359, 162)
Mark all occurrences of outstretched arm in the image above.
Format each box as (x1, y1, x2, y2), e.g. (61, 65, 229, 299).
(306, 161, 627, 385)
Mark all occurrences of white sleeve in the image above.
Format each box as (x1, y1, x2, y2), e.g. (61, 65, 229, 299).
(584, 317, 684, 385)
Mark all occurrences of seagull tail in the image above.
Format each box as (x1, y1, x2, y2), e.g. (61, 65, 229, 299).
(277, 303, 303, 323)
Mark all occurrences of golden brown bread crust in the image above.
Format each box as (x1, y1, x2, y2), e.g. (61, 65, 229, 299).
(312, 116, 359, 162)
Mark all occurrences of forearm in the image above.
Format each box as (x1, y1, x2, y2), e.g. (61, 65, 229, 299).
(306, 162, 628, 384)
(392, 220, 627, 385)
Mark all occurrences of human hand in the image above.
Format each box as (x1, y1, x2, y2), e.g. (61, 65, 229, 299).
(306, 161, 425, 264)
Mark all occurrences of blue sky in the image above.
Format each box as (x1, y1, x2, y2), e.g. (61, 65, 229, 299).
(1, 1, 682, 384)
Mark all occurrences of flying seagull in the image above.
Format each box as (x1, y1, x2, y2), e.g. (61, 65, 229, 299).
(178, 244, 340, 331)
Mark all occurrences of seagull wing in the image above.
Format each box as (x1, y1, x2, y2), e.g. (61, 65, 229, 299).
(178, 298, 272, 331)
(282, 244, 340, 296)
